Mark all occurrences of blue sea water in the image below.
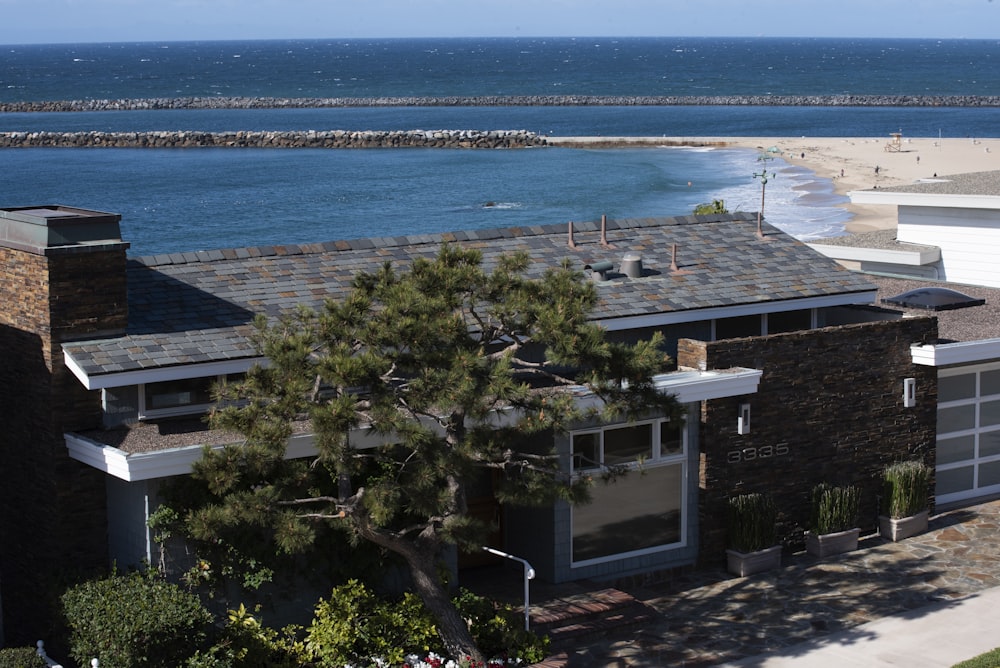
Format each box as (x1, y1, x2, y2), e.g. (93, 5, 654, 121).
(1, 37, 998, 256)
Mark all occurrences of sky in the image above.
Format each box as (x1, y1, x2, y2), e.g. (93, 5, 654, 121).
(0, 0, 997, 45)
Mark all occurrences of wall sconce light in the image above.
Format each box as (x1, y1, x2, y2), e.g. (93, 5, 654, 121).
(737, 403, 751, 435)
(903, 378, 917, 408)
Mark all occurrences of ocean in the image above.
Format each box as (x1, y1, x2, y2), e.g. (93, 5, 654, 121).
(2, 36, 998, 256)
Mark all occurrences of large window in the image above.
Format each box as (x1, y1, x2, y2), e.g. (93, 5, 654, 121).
(937, 364, 1000, 503)
(570, 419, 686, 566)
(138, 374, 243, 419)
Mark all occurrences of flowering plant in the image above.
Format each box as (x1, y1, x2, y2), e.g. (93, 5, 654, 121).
(350, 653, 524, 668)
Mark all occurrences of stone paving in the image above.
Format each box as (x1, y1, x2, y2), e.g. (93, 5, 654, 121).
(497, 498, 1000, 666)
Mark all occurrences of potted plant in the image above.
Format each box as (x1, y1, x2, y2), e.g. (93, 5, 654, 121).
(806, 483, 861, 557)
(879, 460, 931, 541)
(726, 492, 781, 576)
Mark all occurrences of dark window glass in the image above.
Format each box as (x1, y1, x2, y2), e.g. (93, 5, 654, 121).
(144, 377, 215, 411)
(572, 432, 600, 471)
(767, 310, 812, 334)
(604, 423, 653, 465)
(716, 315, 762, 340)
(572, 464, 683, 562)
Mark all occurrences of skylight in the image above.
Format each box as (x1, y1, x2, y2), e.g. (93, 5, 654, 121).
(881, 287, 986, 311)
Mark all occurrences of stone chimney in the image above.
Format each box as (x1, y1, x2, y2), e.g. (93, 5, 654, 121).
(0, 205, 129, 340)
(0, 205, 129, 645)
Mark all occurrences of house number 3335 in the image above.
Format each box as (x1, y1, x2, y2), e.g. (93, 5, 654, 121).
(727, 443, 790, 463)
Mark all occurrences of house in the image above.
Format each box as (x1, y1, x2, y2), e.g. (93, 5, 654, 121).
(810, 169, 1000, 506)
(0, 205, 940, 643)
(810, 170, 1000, 286)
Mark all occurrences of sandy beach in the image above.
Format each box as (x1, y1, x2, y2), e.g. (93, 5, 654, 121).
(721, 136, 1000, 234)
(548, 135, 1000, 235)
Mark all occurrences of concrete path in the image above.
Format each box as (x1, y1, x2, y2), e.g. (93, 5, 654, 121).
(720, 586, 1000, 667)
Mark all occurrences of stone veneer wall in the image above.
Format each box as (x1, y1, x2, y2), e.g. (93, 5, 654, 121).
(0, 244, 127, 645)
(677, 316, 939, 563)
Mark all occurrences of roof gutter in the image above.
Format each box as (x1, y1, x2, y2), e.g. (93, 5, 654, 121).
(63, 351, 268, 390)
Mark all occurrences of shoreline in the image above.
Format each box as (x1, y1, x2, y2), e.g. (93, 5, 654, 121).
(548, 135, 1000, 235)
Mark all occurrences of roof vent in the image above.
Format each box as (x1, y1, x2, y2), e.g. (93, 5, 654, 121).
(621, 252, 643, 278)
(882, 287, 986, 311)
(584, 260, 614, 281)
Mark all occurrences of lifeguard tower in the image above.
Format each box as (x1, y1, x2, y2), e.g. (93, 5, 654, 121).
(884, 132, 903, 152)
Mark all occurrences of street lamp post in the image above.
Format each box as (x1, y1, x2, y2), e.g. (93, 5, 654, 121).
(483, 547, 536, 631)
(752, 155, 775, 239)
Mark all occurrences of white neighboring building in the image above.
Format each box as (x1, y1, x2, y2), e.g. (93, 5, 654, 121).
(810, 171, 1000, 286)
(811, 170, 1000, 506)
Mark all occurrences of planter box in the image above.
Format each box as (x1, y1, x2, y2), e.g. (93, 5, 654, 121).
(805, 527, 859, 557)
(879, 509, 929, 542)
(726, 545, 782, 577)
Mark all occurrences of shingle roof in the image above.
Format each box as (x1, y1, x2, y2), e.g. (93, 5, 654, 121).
(62, 214, 877, 378)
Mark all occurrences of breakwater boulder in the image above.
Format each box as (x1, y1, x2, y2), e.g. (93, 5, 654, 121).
(2, 94, 1000, 112)
(0, 129, 547, 149)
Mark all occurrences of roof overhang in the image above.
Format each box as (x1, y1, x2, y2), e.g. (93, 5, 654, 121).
(848, 190, 1000, 210)
(595, 291, 878, 331)
(63, 352, 268, 390)
(807, 243, 940, 267)
(911, 338, 1000, 366)
(66, 366, 763, 481)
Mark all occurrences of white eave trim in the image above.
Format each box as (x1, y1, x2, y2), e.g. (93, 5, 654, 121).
(807, 243, 940, 267)
(63, 352, 268, 390)
(67, 366, 763, 481)
(655, 367, 763, 403)
(911, 338, 1000, 366)
(65, 428, 389, 482)
(848, 190, 1000, 210)
(595, 291, 878, 331)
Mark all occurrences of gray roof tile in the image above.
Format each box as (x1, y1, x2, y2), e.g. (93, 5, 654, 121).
(63, 214, 876, 378)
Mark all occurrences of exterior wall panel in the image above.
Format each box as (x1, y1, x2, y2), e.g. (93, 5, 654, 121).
(678, 316, 938, 563)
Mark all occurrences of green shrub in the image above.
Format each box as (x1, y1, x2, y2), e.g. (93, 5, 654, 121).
(302, 580, 549, 666)
(810, 483, 861, 534)
(61, 570, 213, 668)
(0, 647, 47, 668)
(882, 460, 931, 518)
(453, 589, 549, 665)
(726, 493, 778, 553)
(185, 605, 304, 668)
(304, 580, 441, 667)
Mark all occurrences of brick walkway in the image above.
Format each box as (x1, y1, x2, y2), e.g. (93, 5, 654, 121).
(468, 498, 1000, 666)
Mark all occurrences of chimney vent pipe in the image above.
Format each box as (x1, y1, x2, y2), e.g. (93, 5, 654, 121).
(621, 252, 643, 278)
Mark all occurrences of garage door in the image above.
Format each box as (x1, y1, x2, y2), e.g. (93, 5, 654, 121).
(936, 363, 1000, 505)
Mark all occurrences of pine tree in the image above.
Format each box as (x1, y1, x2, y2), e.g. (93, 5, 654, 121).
(165, 244, 679, 661)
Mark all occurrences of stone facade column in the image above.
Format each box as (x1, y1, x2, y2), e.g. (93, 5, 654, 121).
(0, 206, 128, 645)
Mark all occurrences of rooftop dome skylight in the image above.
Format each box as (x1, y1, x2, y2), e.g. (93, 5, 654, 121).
(881, 287, 986, 311)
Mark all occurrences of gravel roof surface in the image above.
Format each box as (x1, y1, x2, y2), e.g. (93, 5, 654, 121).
(853, 170, 1000, 196)
(867, 274, 1000, 343)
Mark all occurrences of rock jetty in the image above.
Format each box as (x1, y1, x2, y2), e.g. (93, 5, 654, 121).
(1, 94, 999, 113)
(0, 129, 546, 149)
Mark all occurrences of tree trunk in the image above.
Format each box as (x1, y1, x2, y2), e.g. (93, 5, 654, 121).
(362, 527, 485, 663)
(408, 549, 485, 664)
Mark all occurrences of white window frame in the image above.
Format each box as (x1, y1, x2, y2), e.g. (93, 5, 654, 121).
(569, 418, 688, 568)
